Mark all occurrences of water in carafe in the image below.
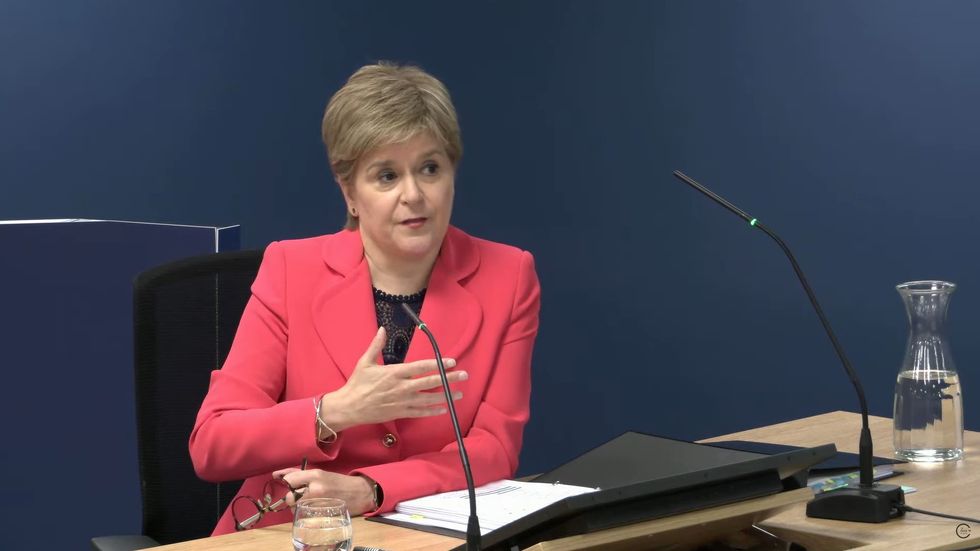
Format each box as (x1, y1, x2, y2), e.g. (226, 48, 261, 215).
(893, 369, 963, 461)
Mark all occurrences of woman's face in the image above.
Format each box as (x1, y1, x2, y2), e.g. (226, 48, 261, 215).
(344, 132, 455, 264)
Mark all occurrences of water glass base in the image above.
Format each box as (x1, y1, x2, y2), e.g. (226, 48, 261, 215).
(894, 448, 963, 462)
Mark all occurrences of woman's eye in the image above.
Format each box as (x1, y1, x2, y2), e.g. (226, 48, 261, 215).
(378, 170, 397, 183)
(421, 162, 439, 176)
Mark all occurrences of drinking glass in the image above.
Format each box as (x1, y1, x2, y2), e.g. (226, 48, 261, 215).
(292, 498, 353, 551)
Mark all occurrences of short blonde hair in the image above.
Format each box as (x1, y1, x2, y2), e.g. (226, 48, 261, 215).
(322, 62, 463, 229)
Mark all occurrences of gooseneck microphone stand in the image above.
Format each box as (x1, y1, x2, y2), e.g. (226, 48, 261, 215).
(400, 302, 481, 549)
(673, 170, 905, 523)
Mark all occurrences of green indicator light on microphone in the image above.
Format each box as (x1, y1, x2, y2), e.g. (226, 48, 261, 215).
(749, 218, 758, 227)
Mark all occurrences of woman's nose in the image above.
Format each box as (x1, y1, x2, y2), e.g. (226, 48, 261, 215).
(400, 175, 422, 204)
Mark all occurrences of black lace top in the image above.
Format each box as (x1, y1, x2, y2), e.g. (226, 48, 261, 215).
(373, 287, 426, 365)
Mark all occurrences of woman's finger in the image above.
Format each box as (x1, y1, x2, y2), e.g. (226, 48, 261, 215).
(283, 485, 309, 508)
(282, 469, 326, 491)
(395, 357, 457, 379)
(405, 405, 449, 418)
(408, 371, 468, 392)
(413, 390, 463, 407)
(272, 466, 301, 480)
(355, 326, 386, 367)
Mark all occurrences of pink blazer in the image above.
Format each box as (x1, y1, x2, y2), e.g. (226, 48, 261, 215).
(189, 226, 540, 535)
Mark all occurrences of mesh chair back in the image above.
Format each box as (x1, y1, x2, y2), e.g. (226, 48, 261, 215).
(133, 249, 262, 544)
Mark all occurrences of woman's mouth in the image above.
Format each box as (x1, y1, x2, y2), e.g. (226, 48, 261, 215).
(401, 217, 427, 229)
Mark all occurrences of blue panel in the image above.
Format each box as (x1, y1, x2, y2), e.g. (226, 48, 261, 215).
(0, 220, 236, 548)
(217, 226, 241, 253)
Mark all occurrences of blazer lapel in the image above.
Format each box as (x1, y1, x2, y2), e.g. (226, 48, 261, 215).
(312, 230, 377, 381)
(403, 227, 483, 366)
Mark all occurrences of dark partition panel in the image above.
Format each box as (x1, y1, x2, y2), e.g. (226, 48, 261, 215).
(0, 220, 238, 548)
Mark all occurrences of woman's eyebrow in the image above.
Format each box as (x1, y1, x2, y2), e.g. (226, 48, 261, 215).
(364, 159, 394, 172)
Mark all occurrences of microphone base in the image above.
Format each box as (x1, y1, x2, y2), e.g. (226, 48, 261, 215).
(806, 483, 905, 523)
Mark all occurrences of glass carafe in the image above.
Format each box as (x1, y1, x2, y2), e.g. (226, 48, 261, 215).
(893, 280, 964, 462)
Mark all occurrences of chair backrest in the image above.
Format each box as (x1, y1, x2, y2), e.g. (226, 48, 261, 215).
(133, 249, 263, 544)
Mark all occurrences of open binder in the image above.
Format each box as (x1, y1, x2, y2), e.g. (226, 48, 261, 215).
(450, 431, 836, 551)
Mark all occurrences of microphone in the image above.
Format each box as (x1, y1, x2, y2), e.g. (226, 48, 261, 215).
(673, 170, 905, 523)
(400, 302, 481, 549)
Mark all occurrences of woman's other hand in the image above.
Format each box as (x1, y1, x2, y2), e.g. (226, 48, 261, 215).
(319, 326, 467, 430)
(274, 468, 378, 516)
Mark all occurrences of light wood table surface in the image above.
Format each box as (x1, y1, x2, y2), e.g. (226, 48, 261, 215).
(152, 517, 458, 551)
(155, 411, 979, 550)
(701, 411, 980, 550)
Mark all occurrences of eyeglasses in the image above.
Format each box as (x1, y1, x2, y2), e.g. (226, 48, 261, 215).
(232, 458, 308, 531)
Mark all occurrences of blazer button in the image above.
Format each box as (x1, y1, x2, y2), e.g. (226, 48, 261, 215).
(382, 433, 397, 448)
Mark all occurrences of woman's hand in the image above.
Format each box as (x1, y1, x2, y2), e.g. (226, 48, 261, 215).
(274, 467, 378, 516)
(319, 326, 467, 431)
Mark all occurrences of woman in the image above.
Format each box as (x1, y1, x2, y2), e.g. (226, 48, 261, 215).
(189, 62, 540, 535)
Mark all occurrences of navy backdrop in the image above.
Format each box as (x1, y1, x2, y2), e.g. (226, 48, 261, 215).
(2, 0, 979, 546)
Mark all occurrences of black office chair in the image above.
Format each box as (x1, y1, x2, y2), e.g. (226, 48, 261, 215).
(92, 249, 263, 551)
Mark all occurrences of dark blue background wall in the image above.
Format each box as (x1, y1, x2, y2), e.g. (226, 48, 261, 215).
(3, 0, 979, 546)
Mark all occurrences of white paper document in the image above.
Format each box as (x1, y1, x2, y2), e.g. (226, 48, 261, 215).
(381, 479, 598, 536)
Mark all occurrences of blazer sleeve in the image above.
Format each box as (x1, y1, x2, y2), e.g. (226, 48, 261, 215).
(353, 250, 540, 513)
(189, 242, 344, 482)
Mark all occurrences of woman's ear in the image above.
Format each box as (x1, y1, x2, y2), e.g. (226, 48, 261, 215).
(336, 178, 354, 207)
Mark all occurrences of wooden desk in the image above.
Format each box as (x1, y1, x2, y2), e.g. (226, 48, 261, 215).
(156, 412, 979, 550)
(701, 411, 980, 550)
(151, 516, 457, 551)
